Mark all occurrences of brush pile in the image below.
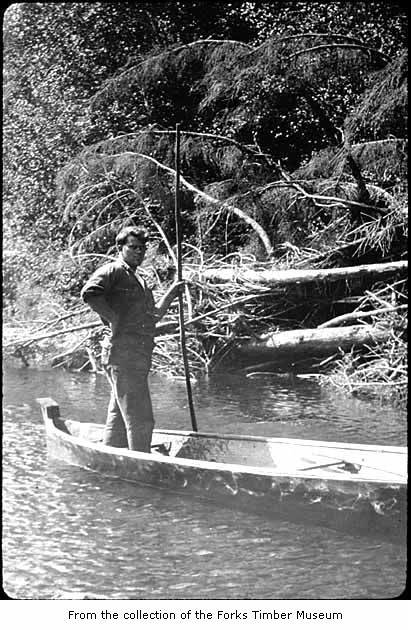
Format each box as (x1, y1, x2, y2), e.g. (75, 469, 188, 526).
(319, 280, 407, 407)
(3, 245, 407, 408)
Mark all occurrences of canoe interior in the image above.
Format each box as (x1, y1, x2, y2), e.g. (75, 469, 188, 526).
(63, 420, 407, 484)
(38, 396, 406, 543)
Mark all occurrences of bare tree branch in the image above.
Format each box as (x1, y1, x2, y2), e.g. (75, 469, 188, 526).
(318, 305, 407, 328)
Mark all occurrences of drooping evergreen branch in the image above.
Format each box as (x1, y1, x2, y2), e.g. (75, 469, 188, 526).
(286, 44, 389, 64)
(90, 127, 274, 165)
(199, 178, 394, 215)
(85, 149, 274, 256)
(91, 38, 251, 107)
(270, 160, 392, 215)
(241, 31, 366, 59)
(276, 32, 365, 45)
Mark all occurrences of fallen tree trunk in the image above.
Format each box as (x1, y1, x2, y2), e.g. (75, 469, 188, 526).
(188, 260, 407, 286)
(236, 325, 389, 363)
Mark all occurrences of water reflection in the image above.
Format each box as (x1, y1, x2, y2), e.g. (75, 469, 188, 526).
(2, 365, 407, 599)
(181, 370, 406, 444)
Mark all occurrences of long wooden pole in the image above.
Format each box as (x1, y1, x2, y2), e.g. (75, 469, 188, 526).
(174, 123, 198, 432)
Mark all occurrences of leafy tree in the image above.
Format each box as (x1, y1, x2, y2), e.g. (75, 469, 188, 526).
(58, 19, 406, 259)
(3, 2, 408, 283)
(3, 2, 258, 243)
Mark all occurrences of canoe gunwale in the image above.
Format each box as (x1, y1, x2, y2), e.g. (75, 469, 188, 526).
(37, 397, 407, 544)
(41, 412, 406, 487)
(156, 428, 407, 455)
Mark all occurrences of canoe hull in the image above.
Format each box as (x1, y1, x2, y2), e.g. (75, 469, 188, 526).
(44, 418, 407, 544)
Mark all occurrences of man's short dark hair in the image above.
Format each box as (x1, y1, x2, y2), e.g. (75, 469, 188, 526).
(116, 226, 149, 248)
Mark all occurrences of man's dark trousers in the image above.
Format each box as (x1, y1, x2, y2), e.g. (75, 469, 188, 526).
(104, 336, 154, 452)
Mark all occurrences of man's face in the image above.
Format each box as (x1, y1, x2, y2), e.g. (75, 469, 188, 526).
(121, 235, 147, 269)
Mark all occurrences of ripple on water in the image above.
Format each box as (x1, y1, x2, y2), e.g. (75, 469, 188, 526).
(2, 367, 407, 599)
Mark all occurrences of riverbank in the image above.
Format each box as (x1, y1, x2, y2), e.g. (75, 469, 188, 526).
(4, 3, 407, 413)
(3, 259, 407, 410)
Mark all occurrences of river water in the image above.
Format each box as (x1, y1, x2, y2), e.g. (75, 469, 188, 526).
(2, 365, 407, 600)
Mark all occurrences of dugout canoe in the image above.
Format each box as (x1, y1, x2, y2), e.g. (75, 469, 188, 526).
(37, 397, 407, 542)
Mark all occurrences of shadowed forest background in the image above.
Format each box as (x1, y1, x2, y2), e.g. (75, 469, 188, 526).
(3, 2, 408, 407)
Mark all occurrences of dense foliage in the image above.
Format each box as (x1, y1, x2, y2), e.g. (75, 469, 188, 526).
(3, 3, 408, 404)
(4, 2, 407, 244)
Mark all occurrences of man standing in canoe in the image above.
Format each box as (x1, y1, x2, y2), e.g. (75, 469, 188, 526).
(81, 225, 182, 452)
